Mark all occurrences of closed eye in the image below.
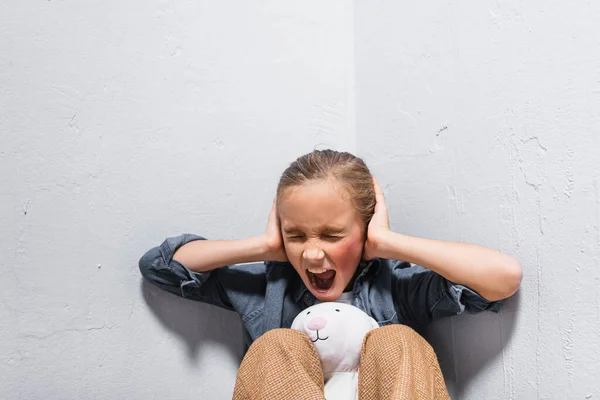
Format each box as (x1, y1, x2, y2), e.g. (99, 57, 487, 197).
(335, 309, 340, 312)
(287, 236, 305, 241)
(322, 235, 343, 242)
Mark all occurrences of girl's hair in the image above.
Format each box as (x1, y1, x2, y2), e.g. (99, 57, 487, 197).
(276, 149, 376, 229)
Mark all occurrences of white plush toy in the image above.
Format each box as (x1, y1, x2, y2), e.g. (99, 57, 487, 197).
(291, 302, 380, 400)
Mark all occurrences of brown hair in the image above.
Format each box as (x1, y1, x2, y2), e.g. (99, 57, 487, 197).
(276, 149, 376, 230)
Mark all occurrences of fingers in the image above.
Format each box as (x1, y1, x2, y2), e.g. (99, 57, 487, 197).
(372, 176, 386, 205)
(270, 207, 282, 229)
(270, 198, 281, 220)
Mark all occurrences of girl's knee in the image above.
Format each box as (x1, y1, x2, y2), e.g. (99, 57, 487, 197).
(252, 328, 310, 350)
(368, 323, 414, 337)
(258, 328, 291, 340)
(364, 324, 434, 356)
(373, 323, 424, 339)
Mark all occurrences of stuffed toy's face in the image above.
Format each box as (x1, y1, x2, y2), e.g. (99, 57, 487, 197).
(291, 302, 379, 374)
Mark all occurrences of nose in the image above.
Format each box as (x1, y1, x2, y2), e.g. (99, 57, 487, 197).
(307, 316, 327, 331)
(303, 247, 325, 264)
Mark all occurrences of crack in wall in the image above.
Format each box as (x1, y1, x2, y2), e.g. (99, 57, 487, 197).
(21, 324, 115, 340)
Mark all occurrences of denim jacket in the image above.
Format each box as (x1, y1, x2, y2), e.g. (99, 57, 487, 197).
(139, 234, 501, 345)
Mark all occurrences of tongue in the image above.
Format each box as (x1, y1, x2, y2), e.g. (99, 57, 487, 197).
(314, 270, 335, 280)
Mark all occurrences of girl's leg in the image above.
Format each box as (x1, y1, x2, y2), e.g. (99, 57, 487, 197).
(233, 328, 326, 400)
(358, 325, 450, 400)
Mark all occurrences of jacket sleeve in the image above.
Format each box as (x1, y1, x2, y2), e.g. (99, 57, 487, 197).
(391, 261, 503, 328)
(138, 234, 234, 310)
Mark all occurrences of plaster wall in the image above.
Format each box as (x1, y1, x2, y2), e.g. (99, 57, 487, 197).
(2, 1, 600, 399)
(355, 2, 600, 398)
(0, 1, 354, 398)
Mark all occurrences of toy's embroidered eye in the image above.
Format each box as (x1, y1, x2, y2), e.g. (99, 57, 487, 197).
(335, 309, 340, 312)
(307, 311, 311, 315)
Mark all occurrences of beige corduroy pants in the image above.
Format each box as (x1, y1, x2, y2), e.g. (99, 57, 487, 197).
(233, 324, 450, 400)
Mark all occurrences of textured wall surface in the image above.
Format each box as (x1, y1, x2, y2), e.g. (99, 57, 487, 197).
(355, 1, 600, 399)
(2, 1, 599, 399)
(0, 1, 354, 399)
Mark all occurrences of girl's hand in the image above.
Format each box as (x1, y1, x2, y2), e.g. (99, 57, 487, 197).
(263, 200, 289, 262)
(363, 177, 391, 261)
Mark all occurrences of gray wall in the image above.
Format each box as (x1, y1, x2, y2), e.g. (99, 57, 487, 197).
(1, 1, 354, 399)
(355, 2, 600, 398)
(1, 1, 599, 399)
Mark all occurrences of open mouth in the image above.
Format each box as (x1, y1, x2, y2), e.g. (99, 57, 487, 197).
(306, 268, 336, 293)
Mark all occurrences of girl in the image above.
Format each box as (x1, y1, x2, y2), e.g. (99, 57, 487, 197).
(139, 149, 522, 399)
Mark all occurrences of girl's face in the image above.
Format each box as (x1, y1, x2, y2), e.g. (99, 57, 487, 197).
(278, 179, 365, 302)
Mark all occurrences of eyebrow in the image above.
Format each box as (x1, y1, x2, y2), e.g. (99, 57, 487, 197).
(282, 226, 346, 235)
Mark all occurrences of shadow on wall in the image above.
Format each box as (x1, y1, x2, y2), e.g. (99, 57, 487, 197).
(140, 280, 245, 364)
(426, 291, 521, 399)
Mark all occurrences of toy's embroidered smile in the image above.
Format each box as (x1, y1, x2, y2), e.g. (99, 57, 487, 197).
(311, 331, 329, 342)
